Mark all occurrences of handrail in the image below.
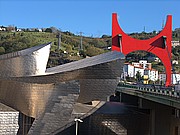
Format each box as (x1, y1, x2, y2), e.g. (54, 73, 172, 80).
(117, 83, 180, 99)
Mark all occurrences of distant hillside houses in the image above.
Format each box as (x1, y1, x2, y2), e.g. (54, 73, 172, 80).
(159, 73, 180, 85)
(0, 26, 6, 31)
(0, 26, 58, 33)
(172, 41, 180, 47)
(123, 60, 180, 85)
(25, 28, 43, 32)
(123, 60, 159, 83)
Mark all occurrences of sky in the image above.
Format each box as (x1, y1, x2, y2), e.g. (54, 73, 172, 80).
(0, 0, 179, 37)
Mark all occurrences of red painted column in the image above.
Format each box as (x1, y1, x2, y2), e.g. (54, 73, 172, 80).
(112, 13, 172, 87)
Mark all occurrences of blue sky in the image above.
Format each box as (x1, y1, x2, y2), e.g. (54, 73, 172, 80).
(0, 0, 179, 37)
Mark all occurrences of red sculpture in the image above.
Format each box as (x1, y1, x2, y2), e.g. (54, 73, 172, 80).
(112, 13, 172, 87)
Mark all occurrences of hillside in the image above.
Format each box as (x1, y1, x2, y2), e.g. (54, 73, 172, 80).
(0, 31, 111, 67)
(0, 31, 111, 53)
(0, 28, 179, 71)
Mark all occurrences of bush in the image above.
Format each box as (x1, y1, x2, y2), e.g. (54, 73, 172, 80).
(86, 46, 104, 56)
(0, 47, 5, 55)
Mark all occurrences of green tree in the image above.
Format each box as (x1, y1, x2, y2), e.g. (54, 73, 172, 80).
(0, 47, 5, 55)
(79, 50, 86, 58)
(66, 45, 72, 53)
(45, 28, 52, 33)
(136, 71, 142, 83)
(86, 46, 104, 56)
(101, 35, 111, 38)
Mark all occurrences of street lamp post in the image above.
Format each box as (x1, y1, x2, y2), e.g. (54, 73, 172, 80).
(74, 118, 83, 135)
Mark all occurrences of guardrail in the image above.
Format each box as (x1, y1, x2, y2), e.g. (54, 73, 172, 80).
(117, 83, 180, 99)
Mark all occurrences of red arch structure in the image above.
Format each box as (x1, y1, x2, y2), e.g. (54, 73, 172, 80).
(112, 13, 172, 87)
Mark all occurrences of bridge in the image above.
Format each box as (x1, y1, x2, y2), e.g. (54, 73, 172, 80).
(114, 83, 180, 135)
(116, 83, 180, 109)
(116, 83, 180, 134)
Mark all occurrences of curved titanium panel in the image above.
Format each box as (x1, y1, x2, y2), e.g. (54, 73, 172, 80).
(0, 42, 51, 77)
(0, 43, 125, 134)
(0, 50, 124, 118)
(78, 79, 119, 103)
(9, 51, 124, 83)
(0, 79, 54, 118)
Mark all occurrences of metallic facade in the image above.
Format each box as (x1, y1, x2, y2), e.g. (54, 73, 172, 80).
(0, 43, 51, 77)
(0, 43, 125, 134)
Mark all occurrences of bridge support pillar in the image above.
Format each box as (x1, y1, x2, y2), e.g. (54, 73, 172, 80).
(153, 106, 171, 135)
(141, 99, 180, 135)
(119, 93, 180, 135)
(150, 109, 155, 135)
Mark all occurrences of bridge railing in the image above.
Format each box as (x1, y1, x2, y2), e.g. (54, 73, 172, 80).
(117, 83, 180, 99)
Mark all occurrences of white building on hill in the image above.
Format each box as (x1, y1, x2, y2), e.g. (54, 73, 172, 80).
(172, 41, 180, 47)
(123, 60, 158, 82)
(124, 63, 134, 77)
(0, 27, 6, 31)
(159, 73, 180, 85)
(144, 68, 159, 81)
(132, 60, 152, 69)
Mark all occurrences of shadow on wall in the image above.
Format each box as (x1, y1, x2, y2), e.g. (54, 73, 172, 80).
(58, 102, 150, 135)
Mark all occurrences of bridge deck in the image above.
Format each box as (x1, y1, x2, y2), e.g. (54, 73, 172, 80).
(116, 84, 180, 109)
